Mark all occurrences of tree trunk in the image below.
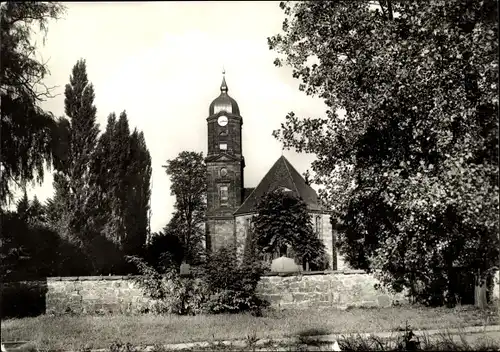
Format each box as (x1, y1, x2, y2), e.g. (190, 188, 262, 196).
(475, 270, 487, 309)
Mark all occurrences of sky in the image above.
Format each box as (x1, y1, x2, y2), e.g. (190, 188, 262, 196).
(23, 1, 327, 232)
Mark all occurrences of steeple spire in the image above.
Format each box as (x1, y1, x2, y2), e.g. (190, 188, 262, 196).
(220, 66, 228, 94)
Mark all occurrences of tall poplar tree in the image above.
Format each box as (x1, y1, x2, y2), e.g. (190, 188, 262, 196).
(124, 129, 152, 256)
(51, 59, 100, 250)
(93, 112, 151, 256)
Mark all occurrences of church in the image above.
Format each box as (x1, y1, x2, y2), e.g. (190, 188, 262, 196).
(204, 73, 344, 270)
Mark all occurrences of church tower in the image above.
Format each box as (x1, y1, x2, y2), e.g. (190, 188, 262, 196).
(205, 71, 245, 251)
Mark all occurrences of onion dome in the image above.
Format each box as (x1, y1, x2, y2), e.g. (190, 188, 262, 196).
(209, 70, 240, 116)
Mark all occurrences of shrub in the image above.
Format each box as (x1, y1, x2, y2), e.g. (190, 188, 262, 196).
(127, 245, 269, 316)
(126, 255, 207, 315)
(200, 246, 269, 316)
(0, 281, 48, 318)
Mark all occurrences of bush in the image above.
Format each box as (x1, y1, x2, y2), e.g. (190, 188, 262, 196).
(0, 281, 48, 318)
(127, 245, 269, 316)
(126, 255, 207, 315)
(200, 246, 269, 316)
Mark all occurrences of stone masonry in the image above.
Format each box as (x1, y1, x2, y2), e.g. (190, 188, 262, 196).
(46, 276, 151, 315)
(41, 271, 410, 315)
(258, 271, 407, 309)
(6, 271, 496, 315)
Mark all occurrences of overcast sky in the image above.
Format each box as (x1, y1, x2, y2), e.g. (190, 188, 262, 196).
(24, 1, 327, 232)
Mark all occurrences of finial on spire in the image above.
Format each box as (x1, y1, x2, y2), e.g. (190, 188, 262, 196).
(220, 66, 228, 93)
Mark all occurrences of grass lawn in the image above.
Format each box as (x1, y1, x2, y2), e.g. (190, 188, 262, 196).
(1, 305, 498, 351)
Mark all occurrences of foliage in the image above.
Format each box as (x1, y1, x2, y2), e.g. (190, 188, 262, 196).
(124, 128, 152, 254)
(0, 200, 91, 281)
(126, 255, 207, 315)
(0, 2, 65, 205)
(252, 190, 327, 269)
(146, 231, 185, 272)
(127, 246, 268, 316)
(0, 281, 48, 319)
(46, 60, 136, 275)
(163, 151, 207, 264)
(201, 246, 269, 316)
(269, 0, 499, 305)
(50, 59, 100, 247)
(92, 112, 152, 256)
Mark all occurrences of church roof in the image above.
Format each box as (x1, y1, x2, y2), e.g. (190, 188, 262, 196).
(209, 72, 240, 116)
(243, 187, 255, 202)
(234, 155, 322, 215)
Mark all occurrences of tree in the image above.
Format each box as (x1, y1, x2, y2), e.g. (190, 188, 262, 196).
(146, 230, 184, 272)
(124, 128, 152, 256)
(51, 59, 104, 268)
(16, 189, 30, 222)
(1, 194, 89, 281)
(92, 112, 131, 247)
(29, 196, 45, 224)
(15, 190, 44, 225)
(163, 151, 206, 265)
(0, 2, 65, 205)
(92, 112, 152, 256)
(269, 1, 498, 305)
(252, 190, 326, 270)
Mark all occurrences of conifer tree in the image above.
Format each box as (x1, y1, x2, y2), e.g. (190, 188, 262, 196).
(16, 189, 30, 222)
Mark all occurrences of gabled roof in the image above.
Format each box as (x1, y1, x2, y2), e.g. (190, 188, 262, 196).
(243, 187, 255, 202)
(234, 155, 322, 215)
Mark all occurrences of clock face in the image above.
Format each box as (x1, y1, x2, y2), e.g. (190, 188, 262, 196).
(217, 115, 228, 126)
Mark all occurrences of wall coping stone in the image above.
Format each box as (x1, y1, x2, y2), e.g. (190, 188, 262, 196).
(6, 270, 376, 284)
(263, 269, 368, 277)
(48, 275, 140, 281)
(10, 270, 374, 283)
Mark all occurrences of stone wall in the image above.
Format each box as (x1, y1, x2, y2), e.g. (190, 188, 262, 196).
(46, 276, 151, 315)
(14, 272, 408, 316)
(258, 270, 407, 309)
(3, 271, 498, 316)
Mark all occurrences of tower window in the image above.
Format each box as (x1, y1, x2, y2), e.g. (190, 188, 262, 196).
(219, 143, 227, 151)
(220, 185, 229, 205)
